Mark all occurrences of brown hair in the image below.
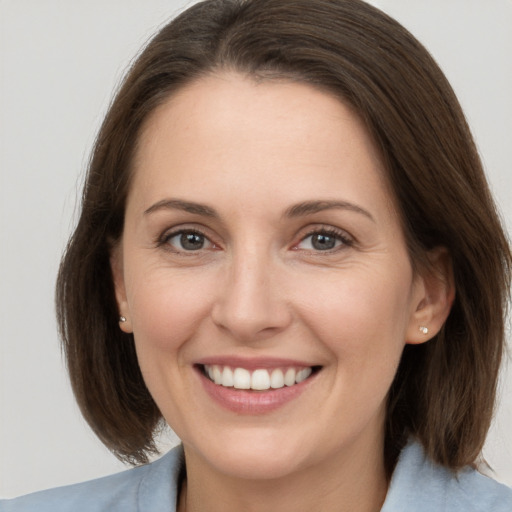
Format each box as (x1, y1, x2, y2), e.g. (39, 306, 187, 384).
(56, 0, 511, 471)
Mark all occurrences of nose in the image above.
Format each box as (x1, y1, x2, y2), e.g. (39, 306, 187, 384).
(211, 249, 292, 343)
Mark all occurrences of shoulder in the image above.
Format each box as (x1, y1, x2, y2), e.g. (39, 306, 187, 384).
(382, 439, 512, 512)
(0, 445, 184, 512)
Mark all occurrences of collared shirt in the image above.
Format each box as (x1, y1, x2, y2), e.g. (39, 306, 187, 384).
(2, 440, 511, 511)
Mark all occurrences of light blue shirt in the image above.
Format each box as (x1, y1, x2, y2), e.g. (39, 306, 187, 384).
(2, 440, 511, 511)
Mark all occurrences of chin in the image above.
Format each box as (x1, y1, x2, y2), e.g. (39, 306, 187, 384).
(183, 427, 316, 481)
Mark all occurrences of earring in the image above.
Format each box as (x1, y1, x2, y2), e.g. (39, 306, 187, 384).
(419, 326, 429, 335)
(119, 316, 127, 323)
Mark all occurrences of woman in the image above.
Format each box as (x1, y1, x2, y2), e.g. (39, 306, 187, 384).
(1, 0, 511, 510)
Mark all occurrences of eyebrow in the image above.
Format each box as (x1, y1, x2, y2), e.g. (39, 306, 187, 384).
(143, 198, 374, 222)
(144, 199, 218, 217)
(284, 200, 375, 222)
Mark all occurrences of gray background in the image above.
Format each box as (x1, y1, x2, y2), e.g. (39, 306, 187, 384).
(1, 0, 511, 498)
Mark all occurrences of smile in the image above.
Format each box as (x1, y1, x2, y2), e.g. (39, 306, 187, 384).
(203, 364, 314, 391)
(196, 359, 321, 414)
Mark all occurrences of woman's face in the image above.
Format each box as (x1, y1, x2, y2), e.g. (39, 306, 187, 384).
(113, 73, 429, 480)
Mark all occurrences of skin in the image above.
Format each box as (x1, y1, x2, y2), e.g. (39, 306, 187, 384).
(112, 73, 453, 512)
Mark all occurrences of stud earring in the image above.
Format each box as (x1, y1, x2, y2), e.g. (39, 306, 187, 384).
(119, 316, 127, 323)
(419, 326, 429, 335)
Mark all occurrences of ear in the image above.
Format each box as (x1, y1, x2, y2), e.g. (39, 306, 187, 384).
(406, 247, 455, 345)
(110, 242, 133, 334)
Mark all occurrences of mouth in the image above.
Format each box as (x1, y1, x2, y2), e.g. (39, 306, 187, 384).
(195, 358, 322, 413)
(200, 364, 320, 391)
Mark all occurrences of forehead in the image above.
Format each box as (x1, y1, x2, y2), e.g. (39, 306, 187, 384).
(129, 72, 395, 218)
(137, 72, 379, 158)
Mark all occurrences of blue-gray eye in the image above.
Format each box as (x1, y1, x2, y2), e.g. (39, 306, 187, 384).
(297, 230, 349, 251)
(312, 233, 337, 250)
(167, 231, 212, 251)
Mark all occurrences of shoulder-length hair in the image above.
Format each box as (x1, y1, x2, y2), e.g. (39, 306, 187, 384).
(56, 0, 511, 472)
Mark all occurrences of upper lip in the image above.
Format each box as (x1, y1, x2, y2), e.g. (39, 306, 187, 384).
(196, 356, 319, 371)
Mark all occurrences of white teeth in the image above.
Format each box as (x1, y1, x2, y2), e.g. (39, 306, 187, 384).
(270, 368, 285, 388)
(221, 366, 234, 387)
(204, 365, 314, 390)
(284, 368, 296, 386)
(233, 368, 251, 389)
(295, 367, 312, 383)
(251, 369, 271, 390)
(212, 365, 222, 385)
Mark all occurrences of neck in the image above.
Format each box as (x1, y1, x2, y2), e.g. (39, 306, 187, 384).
(178, 433, 388, 512)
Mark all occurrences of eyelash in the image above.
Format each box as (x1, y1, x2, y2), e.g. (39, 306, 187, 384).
(157, 228, 215, 254)
(294, 227, 354, 252)
(157, 226, 354, 254)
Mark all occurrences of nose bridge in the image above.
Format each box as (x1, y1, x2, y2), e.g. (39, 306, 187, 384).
(211, 239, 291, 340)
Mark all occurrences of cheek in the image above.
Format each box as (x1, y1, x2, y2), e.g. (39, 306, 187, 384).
(126, 266, 216, 357)
(295, 265, 413, 361)
(124, 267, 219, 430)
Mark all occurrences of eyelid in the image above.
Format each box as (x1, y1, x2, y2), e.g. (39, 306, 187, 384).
(292, 225, 355, 252)
(155, 223, 354, 254)
(156, 225, 220, 253)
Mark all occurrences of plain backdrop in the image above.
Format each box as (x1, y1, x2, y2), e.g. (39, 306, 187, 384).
(1, 0, 511, 498)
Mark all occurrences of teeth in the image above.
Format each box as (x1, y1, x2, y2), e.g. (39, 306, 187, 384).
(270, 369, 284, 388)
(296, 367, 312, 383)
(212, 365, 223, 385)
(251, 369, 270, 390)
(221, 366, 234, 387)
(233, 368, 251, 389)
(284, 368, 296, 386)
(204, 365, 314, 390)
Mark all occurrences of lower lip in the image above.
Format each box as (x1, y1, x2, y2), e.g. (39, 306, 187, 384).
(198, 369, 316, 414)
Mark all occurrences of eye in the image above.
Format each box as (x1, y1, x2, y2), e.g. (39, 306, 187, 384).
(163, 230, 214, 252)
(295, 229, 352, 252)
